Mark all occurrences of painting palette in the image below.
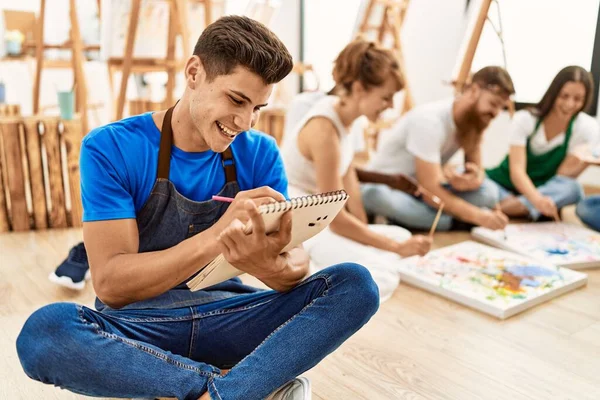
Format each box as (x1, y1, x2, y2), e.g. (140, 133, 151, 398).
(397, 241, 587, 319)
(472, 222, 600, 269)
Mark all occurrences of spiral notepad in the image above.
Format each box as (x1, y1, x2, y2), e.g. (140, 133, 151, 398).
(187, 190, 349, 291)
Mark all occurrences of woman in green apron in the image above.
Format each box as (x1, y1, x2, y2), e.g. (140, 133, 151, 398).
(486, 66, 598, 221)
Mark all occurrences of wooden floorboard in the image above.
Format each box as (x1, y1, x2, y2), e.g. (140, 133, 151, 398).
(2, 223, 600, 399)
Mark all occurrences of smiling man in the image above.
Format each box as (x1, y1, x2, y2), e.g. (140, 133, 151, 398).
(16, 16, 379, 400)
(361, 66, 515, 231)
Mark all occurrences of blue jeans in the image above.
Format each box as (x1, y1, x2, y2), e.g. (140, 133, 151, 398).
(576, 195, 600, 231)
(361, 180, 499, 231)
(16, 263, 379, 400)
(487, 175, 584, 221)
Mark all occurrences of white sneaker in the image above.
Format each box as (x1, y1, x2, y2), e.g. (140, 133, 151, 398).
(266, 377, 312, 400)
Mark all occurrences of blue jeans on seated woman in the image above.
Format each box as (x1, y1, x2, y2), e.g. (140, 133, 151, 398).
(487, 175, 584, 221)
(16, 263, 379, 400)
(576, 195, 600, 231)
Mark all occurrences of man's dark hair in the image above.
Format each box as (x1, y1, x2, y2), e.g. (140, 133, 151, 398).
(193, 15, 293, 84)
(471, 66, 515, 97)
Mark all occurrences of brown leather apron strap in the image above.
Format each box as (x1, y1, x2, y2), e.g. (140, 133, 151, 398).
(157, 106, 175, 179)
(221, 146, 237, 183)
(157, 104, 237, 182)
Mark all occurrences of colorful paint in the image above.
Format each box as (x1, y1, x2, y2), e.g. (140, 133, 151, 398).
(472, 223, 600, 269)
(397, 241, 587, 319)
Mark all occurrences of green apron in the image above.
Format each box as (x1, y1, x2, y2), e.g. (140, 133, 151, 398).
(486, 117, 575, 191)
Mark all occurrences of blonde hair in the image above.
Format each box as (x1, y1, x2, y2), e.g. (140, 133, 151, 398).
(330, 39, 404, 95)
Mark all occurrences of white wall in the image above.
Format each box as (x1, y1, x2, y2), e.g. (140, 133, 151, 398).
(265, 0, 300, 106)
(401, 0, 469, 104)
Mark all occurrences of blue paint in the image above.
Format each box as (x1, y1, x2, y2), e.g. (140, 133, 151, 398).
(520, 279, 541, 287)
(506, 265, 558, 277)
(546, 248, 569, 255)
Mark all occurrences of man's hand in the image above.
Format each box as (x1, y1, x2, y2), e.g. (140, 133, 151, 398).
(394, 235, 432, 257)
(211, 187, 285, 235)
(444, 162, 482, 192)
(217, 200, 293, 284)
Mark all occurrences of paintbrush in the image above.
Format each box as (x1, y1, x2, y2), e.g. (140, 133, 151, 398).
(429, 204, 445, 237)
(495, 203, 507, 240)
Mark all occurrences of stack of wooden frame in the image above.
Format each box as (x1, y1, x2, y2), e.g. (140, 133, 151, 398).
(0, 116, 83, 232)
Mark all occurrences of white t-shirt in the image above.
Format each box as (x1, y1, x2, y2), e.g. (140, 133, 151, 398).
(367, 98, 459, 177)
(509, 110, 599, 155)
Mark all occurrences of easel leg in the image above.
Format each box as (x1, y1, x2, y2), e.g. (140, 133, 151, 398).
(69, 0, 89, 134)
(174, 0, 191, 54)
(454, 0, 492, 91)
(166, 2, 178, 108)
(33, 0, 46, 115)
(116, 0, 142, 120)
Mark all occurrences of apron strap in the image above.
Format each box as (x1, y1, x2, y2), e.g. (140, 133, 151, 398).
(157, 106, 175, 179)
(221, 146, 237, 183)
(156, 104, 238, 183)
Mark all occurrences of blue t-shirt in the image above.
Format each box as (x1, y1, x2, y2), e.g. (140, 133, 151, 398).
(81, 113, 288, 222)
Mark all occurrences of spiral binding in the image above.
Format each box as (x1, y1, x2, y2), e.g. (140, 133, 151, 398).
(258, 190, 348, 214)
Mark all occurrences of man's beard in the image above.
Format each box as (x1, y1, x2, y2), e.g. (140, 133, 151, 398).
(464, 105, 494, 131)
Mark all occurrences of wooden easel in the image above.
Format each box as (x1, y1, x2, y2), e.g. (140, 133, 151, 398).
(32, 0, 91, 135)
(452, 0, 514, 114)
(452, 0, 492, 93)
(354, 0, 413, 155)
(357, 0, 413, 114)
(110, 0, 215, 120)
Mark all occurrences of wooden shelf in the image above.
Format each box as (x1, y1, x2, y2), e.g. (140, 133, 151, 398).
(23, 42, 100, 51)
(108, 57, 185, 73)
(1, 55, 100, 69)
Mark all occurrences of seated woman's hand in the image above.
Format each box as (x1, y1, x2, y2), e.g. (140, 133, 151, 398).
(533, 195, 558, 218)
(394, 235, 432, 257)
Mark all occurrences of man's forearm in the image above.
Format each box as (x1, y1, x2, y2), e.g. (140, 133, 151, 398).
(92, 229, 222, 309)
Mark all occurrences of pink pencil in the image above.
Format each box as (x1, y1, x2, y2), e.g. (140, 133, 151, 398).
(212, 195, 234, 203)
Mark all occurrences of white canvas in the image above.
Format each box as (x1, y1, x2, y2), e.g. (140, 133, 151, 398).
(472, 222, 600, 269)
(397, 241, 587, 319)
(100, 0, 226, 60)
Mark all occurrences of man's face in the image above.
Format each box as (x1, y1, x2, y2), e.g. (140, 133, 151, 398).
(469, 85, 509, 131)
(188, 63, 273, 153)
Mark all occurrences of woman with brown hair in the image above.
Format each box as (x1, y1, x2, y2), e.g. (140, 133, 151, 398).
(486, 66, 600, 221)
(280, 39, 432, 302)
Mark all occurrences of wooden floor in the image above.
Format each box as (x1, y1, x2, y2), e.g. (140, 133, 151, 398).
(2, 218, 600, 399)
